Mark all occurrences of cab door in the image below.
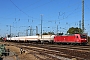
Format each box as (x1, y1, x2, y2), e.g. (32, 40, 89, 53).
(75, 35, 80, 43)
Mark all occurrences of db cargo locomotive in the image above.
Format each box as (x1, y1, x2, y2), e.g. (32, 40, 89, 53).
(54, 34, 87, 45)
(4, 34, 87, 45)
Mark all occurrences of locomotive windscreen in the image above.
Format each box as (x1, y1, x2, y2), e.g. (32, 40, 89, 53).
(80, 34, 87, 39)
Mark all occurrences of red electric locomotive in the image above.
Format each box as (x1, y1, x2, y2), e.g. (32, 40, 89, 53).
(54, 34, 87, 45)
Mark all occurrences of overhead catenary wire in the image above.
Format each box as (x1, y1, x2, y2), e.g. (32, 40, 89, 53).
(9, 0, 38, 19)
(9, 0, 29, 17)
(9, 0, 56, 21)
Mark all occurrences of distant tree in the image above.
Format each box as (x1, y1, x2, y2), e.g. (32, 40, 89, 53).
(57, 33, 63, 35)
(42, 32, 48, 35)
(48, 32, 55, 35)
(42, 32, 55, 35)
(36, 34, 40, 35)
(0, 37, 3, 40)
(67, 27, 83, 34)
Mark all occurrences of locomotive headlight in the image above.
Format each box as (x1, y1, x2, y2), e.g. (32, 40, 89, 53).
(85, 39, 86, 40)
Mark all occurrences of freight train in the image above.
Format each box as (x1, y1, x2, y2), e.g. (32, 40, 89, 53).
(3, 34, 88, 45)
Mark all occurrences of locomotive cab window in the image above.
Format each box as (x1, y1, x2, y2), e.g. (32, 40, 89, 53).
(80, 34, 87, 39)
(76, 36, 78, 38)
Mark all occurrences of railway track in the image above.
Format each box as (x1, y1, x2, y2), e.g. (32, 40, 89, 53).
(20, 43, 90, 52)
(17, 43, 90, 60)
(1, 42, 90, 60)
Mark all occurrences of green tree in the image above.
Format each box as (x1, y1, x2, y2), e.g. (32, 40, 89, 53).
(57, 33, 63, 35)
(67, 27, 83, 34)
(42, 32, 55, 35)
(48, 32, 55, 35)
(42, 32, 48, 35)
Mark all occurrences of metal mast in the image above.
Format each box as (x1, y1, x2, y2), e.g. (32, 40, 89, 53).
(10, 25, 11, 37)
(41, 15, 43, 39)
(30, 26, 32, 36)
(82, 0, 84, 33)
(79, 20, 81, 29)
(57, 25, 58, 35)
(36, 26, 38, 35)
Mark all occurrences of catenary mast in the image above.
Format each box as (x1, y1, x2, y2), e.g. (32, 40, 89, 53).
(82, 0, 84, 33)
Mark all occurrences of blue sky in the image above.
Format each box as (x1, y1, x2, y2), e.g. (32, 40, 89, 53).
(0, 0, 90, 37)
